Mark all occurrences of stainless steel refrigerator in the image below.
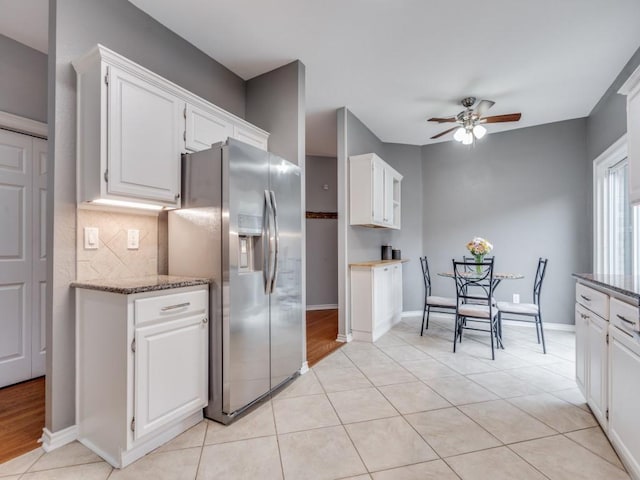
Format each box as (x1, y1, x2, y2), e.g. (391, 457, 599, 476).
(168, 138, 303, 424)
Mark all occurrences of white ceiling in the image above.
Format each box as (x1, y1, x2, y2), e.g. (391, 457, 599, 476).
(129, 0, 640, 156)
(0, 0, 48, 53)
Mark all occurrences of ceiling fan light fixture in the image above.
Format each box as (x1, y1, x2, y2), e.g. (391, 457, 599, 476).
(473, 124, 487, 139)
(462, 132, 474, 145)
(453, 127, 466, 142)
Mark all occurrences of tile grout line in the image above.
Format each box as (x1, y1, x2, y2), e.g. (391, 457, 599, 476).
(193, 420, 209, 480)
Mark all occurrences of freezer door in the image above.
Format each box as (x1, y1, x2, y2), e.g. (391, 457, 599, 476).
(269, 154, 303, 389)
(223, 139, 271, 414)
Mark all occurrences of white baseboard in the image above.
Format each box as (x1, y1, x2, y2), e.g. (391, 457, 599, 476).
(336, 333, 353, 343)
(40, 425, 78, 452)
(299, 361, 309, 374)
(401, 310, 575, 332)
(306, 304, 338, 311)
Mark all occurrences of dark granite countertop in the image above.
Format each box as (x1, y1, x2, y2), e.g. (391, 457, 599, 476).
(573, 273, 640, 303)
(71, 275, 211, 295)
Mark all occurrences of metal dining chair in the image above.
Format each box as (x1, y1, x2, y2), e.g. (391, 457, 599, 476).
(452, 258, 500, 360)
(497, 258, 548, 353)
(420, 256, 458, 336)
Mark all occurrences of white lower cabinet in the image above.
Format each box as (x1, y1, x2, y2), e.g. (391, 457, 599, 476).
(351, 262, 403, 342)
(575, 304, 588, 395)
(575, 280, 640, 480)
(609, 325, 640, 479)
(76, 285, 208, 468)
(587, 313, 608, 427)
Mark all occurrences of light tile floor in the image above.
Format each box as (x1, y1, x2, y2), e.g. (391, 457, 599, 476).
(0, 315, 629, 480)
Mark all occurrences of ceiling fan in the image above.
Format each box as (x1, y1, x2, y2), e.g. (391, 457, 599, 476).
(428, 97, 522, 144)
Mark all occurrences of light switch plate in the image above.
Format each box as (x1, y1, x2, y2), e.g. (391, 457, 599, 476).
(127, 229, 140, 250)
(84, 227, 99, 250)
(512, 293, 520, 304)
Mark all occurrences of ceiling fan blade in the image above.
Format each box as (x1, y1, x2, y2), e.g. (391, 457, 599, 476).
(474, 100, 495, 117)
(480, 113, 522, 123)
(427, 117, 457, 123)
(430, 126, 458, 139)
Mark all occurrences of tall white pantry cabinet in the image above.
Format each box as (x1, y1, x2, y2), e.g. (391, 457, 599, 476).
(75, 284, 209, 468)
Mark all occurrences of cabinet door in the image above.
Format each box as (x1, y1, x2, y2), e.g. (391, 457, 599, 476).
(628, 89, 640, 205)
(232, 125, 268, 151)
(587, 314, 608, 426)
(373, 266, 393, 329)
(185, 103, 233, 152)
(372, 160, 385, 224)
(392, 264, 403, 320)
(108, 66, 182, 205)
(134, 314, 207, 440)
(383, 168, 394, 226)
(609, 327, 640, 478)
(575, 305, 588, 397)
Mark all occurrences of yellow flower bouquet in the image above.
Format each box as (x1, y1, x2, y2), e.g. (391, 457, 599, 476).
(466, 237, 493, 273)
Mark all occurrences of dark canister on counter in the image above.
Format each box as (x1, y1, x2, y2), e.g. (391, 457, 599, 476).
(392, 249, 401, 260)
(381, 245, 392, 260)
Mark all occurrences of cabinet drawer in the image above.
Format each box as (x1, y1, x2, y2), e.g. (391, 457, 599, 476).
(610, 297, 640, 335)
(135, 289, 208, 325)
(576, 283, 609, 320)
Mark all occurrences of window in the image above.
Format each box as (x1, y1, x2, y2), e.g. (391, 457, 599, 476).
(594, 135, 640, 275)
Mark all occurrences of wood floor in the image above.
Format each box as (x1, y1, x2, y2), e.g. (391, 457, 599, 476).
(306, 309, 342, 367)
(0, 377, 45, 464)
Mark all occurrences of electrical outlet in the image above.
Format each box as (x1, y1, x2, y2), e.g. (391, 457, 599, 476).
(513, 293, 520, 304)
(127, 229, 140, 250)
(84, 227, 99, 250)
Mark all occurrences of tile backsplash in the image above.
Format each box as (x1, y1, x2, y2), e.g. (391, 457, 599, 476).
(77, 209, 159, 280)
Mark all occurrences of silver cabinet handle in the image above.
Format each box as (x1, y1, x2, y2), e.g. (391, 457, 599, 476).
(161, 302, 190, 311)
(384, 267, 389, 271)
(580, 313, 589, 320)
(202, 317, 208, 324)
(580, 294, 591, 302)
(174, 192, 181, 200)
(617, 314, 635, 325)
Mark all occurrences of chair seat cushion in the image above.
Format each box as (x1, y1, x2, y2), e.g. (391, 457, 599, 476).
(497, 302, 539, 315)
(458, 304, 498, 319)
(427, 295, 458, 307)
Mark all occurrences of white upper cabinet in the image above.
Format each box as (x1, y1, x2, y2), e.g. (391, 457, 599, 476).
(350, 153, 402, 229)
(108, 66, 183, 204)
(184, 103, 268, 153)
(73, 45, 268, 210)
(184, 103, 234, 152)
(619, 65, 640, 205)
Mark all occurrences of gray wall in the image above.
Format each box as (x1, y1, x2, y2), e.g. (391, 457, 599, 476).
(345, 110, 424, 311)
(246, 61, 306, 167)
(421, 118, 590, 325)
(587, 46, 640, 161)
(47, 0, 247, 432)
(306, 155, 338, 307)
(0, 34, 48, 122)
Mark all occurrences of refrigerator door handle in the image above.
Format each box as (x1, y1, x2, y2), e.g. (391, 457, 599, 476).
(269, 190, 279, 294)
(263, 190, 272, 294)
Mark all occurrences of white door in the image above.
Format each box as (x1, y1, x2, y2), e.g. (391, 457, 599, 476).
(0, 130, 33, 387)
(108, 66, 182, 205)
(134, 314, 207, 440)
(185, 103, 233, 152)
(575, 305, 588, 397)
(609, 326, 640, 478)
(31, 138, 47, 377)
(587, 314, 608, 426)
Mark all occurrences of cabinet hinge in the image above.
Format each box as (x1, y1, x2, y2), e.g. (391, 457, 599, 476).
(104, 68, 109, 86)
(183, 106, 187, 119)
(606, 408, 609, 421)
(130, 416, 135, 432)
(183, 130, 186, 142)
(606, 333, 609, 345)
(131, 338, 136, 353)
(103, 169, 109, 183)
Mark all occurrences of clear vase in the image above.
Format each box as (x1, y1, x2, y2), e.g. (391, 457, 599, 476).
(474, 254, 484, 274)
